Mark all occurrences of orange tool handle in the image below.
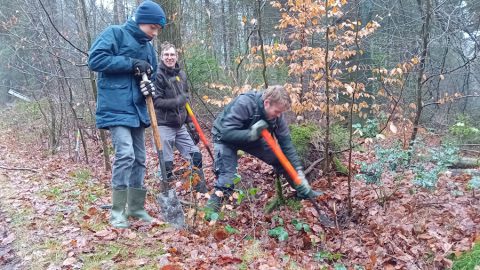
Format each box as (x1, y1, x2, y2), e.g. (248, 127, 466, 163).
(260, 129, 301, 185)
(185, 102, 214, 159)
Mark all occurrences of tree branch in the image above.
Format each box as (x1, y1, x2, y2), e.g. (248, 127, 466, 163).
(38, 0, 88, 56)
(0, 165, 39, 173)
(422, 94, 480, 108)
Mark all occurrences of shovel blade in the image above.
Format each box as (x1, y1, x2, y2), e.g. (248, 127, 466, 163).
(318, 213, 335, 228)
(156, 189, 186, 228)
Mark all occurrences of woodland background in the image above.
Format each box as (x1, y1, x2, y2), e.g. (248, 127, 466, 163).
(0, 0, 480, 269)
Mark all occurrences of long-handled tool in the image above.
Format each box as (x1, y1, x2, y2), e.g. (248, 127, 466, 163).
(260, 129, 335, 228)
(143, 74, 185, 228)
(185, 102, 214, 160)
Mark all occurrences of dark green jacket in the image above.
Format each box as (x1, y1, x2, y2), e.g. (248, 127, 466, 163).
(212, 91, 301, 168)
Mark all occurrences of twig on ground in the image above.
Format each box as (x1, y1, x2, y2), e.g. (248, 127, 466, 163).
(0, 165, 38, 173)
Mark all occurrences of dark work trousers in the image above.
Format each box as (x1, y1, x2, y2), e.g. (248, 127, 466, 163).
(213, 140, 287, 190)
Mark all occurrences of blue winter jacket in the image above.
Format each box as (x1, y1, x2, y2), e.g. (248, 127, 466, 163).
(88, 19, 157, 129)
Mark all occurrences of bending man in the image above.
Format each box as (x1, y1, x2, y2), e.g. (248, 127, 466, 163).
(206, 85, 322, 212)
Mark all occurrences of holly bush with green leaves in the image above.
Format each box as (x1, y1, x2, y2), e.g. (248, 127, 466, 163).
(412, 143, 458, 189)
(357, 141, 459, 194)
(356, 142, 410, 185)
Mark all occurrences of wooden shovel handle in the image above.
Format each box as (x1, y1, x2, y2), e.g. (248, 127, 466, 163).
(143, 74, 162, 151)
(143, 74, 168, 188)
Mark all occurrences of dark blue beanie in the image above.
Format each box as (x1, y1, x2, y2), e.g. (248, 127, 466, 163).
(135, 1, 166, 27)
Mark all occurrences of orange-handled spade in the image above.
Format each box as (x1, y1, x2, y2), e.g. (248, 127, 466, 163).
(260, 129, 334, 228)
(260, 129, 301, 185)
(185, 102, 214, 160)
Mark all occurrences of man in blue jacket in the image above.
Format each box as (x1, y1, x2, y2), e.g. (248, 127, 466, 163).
(88, 1, 166, 228)
(206, 85, 323, 213)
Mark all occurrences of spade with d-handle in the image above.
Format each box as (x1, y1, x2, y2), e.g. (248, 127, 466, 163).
(143, 74, 186, 229)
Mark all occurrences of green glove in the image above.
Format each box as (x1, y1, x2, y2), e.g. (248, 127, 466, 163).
(295, 170, 323, 199)
(247, 120, 268, 141)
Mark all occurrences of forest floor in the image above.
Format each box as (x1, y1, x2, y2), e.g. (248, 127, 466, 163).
(0, 124, 479, 270)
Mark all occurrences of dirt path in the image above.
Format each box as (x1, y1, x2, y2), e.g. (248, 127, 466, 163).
(0, 174, 22, 270)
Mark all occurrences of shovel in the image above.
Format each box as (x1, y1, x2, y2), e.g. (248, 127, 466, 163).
(143, 74, 185, 228)
(185, 102, 214, 160)
(260, 129, 335, 228)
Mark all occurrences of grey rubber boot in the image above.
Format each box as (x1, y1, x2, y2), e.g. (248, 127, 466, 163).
(126, 188, 153, 222)
(110, 189, 129, 228)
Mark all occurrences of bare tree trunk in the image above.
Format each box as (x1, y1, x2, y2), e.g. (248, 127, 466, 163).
(113, 0, 126, 24)
(409, 0, 432, 150)
(227, 0, 237, 71)
(156, 0, 182, 50)
(256, 0, 268, 88)
(204, 0, 219, 79)
(346, 0, 362, 215)
(78, 0, 111, 171)
(221, 0, 228, 69)
(324, 0, 331, 186)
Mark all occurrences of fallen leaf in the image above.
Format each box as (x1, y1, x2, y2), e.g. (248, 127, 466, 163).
(417, 233, 433, 240)
(94, 229, 117, 240)
(2, 233, 15, 245)
(125, 231, 137, 239)
(62, 257, 76, 266)
(126, 258, 147, 267)
(160, 264, 182, 270)
(87, 206, 98, 216)
(168, 247, 179, 255)
(217, 256, 242, 265)
(213, 228, 229, 241)
(390, 122, 398, 134)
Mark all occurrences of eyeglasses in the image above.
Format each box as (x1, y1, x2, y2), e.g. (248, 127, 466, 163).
(163, 53, 176, 57)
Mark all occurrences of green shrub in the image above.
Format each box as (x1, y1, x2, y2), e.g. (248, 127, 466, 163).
(356, 142, 410, 185)
(1, 100, 43, 128)
(290, 122, 349, 162)
(468, 176, 480, 190)
(268, 226, 288, 241)
(316, 123, 350, 151)
(184, 44, 221, 87)
(450, 242, 480, 270)
(352, 118, 380, 139)
(448, 115, 480, 144)
(412, 143, 458, 189)
(290, 123, 319, 158)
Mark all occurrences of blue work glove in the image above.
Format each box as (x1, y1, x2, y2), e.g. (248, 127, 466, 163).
(140, 80, 155, 96)
(295, 169, 323, 199)
(247, 120, 268, 141)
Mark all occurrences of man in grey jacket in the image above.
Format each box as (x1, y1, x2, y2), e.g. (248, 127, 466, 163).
(206, 85, 322, 212)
